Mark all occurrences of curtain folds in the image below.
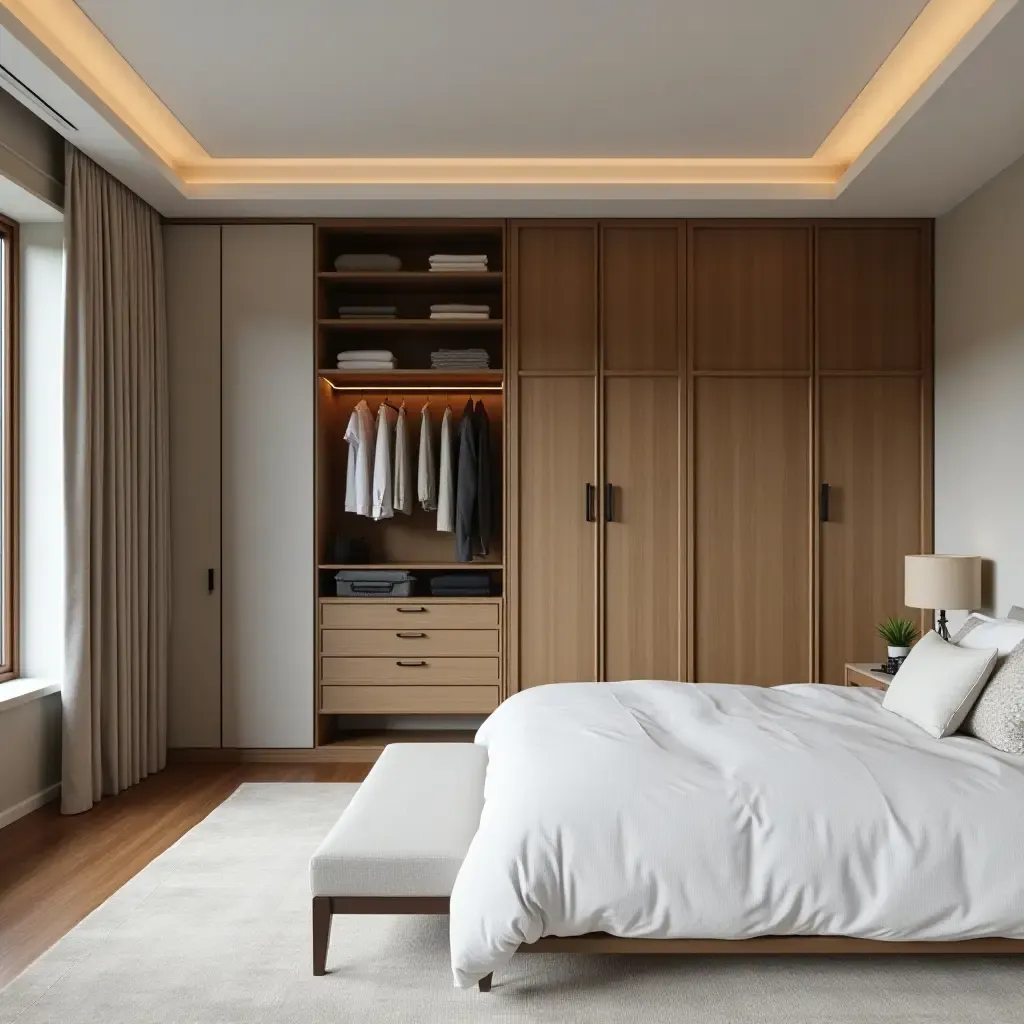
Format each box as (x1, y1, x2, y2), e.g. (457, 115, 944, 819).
(62, 143, 170, 815)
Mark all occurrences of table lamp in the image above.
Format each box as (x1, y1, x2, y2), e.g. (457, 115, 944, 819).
(905, 554, 982, 641)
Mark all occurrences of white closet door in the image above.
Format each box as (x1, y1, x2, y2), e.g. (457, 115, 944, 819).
(165, 225, 222, 748)
(221, 225, 314, 748)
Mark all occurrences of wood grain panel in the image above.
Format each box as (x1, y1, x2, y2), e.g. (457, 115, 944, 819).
(514, 225, 597, 372)
(819, 377, 923, 684)
(691, 225, 811, 371)
(320, 684, 498, 714)
(221, 225, 314, 748)
(164, 225, 221, 748)
(602, 226, 679, 372)
(695, 377, 811, 685)
(604, 377, 682, 681)
(320, 600, 499, 630)
(817, 226, 925, 371)
(518, 376, 597, 686)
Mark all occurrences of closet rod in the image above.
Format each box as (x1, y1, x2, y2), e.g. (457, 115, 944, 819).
(323, 381, 503, 393)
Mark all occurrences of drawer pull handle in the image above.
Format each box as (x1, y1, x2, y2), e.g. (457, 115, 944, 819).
(396, 660, 429, 667)
(396, 632, 427, 639)
(397, 606, 427, 614)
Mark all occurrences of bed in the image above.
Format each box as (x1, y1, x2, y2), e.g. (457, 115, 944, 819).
(449, 681, 1024, 988)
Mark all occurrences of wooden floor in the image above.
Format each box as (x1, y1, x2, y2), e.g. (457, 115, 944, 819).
(0, 762, 368, 988)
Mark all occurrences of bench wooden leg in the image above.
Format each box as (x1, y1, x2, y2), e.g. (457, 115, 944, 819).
(478, 973, 493, 993)
(312, 897, 332, 976)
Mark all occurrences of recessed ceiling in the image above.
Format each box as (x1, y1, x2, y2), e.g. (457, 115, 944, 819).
(76, 0, 928, 160)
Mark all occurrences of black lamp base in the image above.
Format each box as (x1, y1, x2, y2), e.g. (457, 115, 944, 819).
(937, 609, 950, 641)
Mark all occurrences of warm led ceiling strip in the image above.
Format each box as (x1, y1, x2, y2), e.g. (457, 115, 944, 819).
(0, 0, 1010, 188)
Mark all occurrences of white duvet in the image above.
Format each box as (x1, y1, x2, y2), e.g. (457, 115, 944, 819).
(449, 681, 1024, 987)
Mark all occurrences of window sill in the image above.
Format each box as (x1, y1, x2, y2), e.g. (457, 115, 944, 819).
(0, 678, 61, 713)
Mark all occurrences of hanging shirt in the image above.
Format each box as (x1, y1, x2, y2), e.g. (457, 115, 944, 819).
(437, 405, 456, 533)
(372, 403, 398, 520)
(393, 405, 413, 515)
(418, 403, 437, 511)
(455, 400, 479, 562)
(475, 400, 492, 556)
(343, 399, 374, 517)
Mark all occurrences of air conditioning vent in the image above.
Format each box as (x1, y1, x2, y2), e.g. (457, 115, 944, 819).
(0, 62, 76, 133)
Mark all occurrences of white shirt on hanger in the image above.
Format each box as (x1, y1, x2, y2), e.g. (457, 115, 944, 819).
(372, 402, 398, 520)
(344, 399, 374, 517)
(418, 403, 437, 511)
(393, 405, 413, 515)
(437, 405, 455, 532)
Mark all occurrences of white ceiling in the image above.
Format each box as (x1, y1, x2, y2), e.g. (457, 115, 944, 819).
(76, 0, 928, 159)
(1, 0, 1023, 217)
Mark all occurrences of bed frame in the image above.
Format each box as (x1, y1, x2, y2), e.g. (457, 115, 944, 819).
(314, 895, 1024, 993)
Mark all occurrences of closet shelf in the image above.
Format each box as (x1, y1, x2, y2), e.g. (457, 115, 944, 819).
(319, 563, 504, 571)
(318, 369, 503, 388)
(318, 271, 502, 288)
(318, 318, 503, 330)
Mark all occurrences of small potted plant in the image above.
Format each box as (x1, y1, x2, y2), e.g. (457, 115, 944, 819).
(876, 616, 919, 667)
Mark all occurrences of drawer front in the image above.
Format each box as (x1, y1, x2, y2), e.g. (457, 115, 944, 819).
(320, 684, 499, 715)
(321, 656, 500, 686)
(321, 629, 499, 658)
(321, 601, 499, 630)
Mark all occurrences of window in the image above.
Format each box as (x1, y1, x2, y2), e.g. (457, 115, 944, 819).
(0, 215, 18, 680)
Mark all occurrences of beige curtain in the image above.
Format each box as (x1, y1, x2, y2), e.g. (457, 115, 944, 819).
(62, 144, 170, 815)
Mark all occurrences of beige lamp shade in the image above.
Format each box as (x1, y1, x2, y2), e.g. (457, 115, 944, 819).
(904, 555, 981, 610)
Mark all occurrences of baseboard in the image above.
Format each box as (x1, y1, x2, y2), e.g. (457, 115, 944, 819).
(168, 747, 349, 764)
(0, 782, 60, 829)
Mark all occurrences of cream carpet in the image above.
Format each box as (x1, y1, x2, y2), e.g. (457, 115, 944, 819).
(2, 783, 1021, 1023)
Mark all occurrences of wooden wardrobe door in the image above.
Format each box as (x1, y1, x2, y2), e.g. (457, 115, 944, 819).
(819, 377, 924, 684)
(602, 226, 680, 372)
(691, 224, 811, 372)
(517, 376, 598, 687)
(513, 225, 597, 372)
(817, 226, 926, 372)
(221, 225, 314, 748)
(604, 377, 683, 681)
(694, 377, 812, 685)
(165, 225, 221, 748)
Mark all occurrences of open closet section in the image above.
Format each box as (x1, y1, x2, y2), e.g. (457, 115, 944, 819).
(314, 221, 506, 753)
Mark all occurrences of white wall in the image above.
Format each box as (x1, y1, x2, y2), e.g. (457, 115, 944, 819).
(0, 221, 65, 827)
(936, 153, 1024, 628)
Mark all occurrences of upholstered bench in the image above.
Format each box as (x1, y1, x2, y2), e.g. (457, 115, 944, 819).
(309, 742, 491, 990)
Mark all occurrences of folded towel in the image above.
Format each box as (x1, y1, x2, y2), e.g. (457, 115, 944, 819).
(338, 306, 397, 315)
(338, 350, 396, 361)
(429, 304, 491, 313)
(428, 265, 489, 273)
(429, 312, 490, 320)
(335, 253, 402, 272)
(429, 254, 488, 264)
(335, 361, 396, 370)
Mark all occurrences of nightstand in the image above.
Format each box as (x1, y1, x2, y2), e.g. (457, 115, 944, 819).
(844, 662, 894, 690)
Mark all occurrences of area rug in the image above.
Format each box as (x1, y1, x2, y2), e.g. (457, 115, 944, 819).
(1, 783, 1021, 1023)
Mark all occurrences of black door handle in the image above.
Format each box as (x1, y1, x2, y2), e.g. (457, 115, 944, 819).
(820, 483, 831, 523)
(585, 483, 596, 523)
(605, 483, 614, 523)
(207, 568, 215, 593)
(396, 632, 427, 639)
(397, 607, 427, 613)
(396, 660, 428, 667)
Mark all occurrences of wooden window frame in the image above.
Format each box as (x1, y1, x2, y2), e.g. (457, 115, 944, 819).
(0, 215, 19, 681)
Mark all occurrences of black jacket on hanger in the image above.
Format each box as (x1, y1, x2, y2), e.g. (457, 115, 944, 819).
(455, 400, 493, 561)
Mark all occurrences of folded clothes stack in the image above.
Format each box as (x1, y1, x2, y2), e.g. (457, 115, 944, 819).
(429, 303, 491, 321)
(429, 572, 492, 597)
(334, 253, 402, 272)
(337, 349, 396, 370)
(428, 253, 488, 273)
(430, 348, 490, 369)
(338, 305, 397, 319)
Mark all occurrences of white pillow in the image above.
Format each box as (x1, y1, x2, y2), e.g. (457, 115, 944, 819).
(882, 631, 998, 738)
(954, 614, 1024, 657)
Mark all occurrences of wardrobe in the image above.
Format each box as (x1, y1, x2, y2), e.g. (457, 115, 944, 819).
(508, 220, 932, 691)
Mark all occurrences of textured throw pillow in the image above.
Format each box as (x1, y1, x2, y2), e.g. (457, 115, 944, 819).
(1007, 606, 1024, 623)
(952, 615, 1024, 754)
(882, 630, 998, 739)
